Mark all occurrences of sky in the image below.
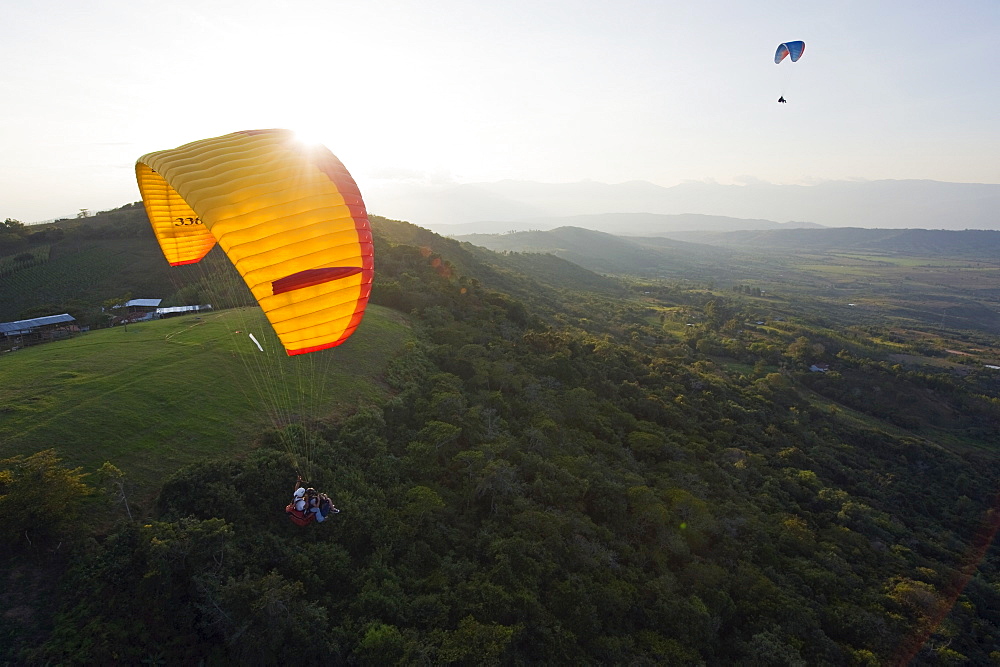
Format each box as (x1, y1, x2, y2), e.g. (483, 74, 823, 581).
(3, 0, 1000, 223)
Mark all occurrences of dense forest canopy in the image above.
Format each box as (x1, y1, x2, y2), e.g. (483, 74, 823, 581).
(2, 204, 1000, 664)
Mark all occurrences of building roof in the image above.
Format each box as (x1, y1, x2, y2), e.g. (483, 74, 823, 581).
(0, 313, 76, 334)
(156, 304, 212, 314)
(125, 298, 162, 308)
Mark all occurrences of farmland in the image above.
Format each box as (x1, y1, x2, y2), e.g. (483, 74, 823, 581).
(712, 244, 1000, 335)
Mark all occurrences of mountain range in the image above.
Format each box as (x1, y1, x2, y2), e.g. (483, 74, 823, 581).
(431, 212, 822, 237)
(454, 225, 1000, 281)
(365, 178, 1000, 233)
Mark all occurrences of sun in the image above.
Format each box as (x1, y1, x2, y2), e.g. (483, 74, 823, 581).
(290, 125, 334, 148)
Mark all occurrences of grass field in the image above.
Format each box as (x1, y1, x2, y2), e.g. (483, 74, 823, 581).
(827, 253, 975, 268)
(0, 305, 412, 492)
(733, 251, 1000, 334)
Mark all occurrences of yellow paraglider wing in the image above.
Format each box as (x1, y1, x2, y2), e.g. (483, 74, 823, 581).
(136, 129, 373, 355)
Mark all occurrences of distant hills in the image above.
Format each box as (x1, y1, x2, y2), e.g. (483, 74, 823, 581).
(434, 212, 822, 237)
(455, 225, 1000, 278)
(366, 178, 1000, 232)
(454, 226, 728, 279)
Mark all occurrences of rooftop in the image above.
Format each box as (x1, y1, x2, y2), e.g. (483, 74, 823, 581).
(0, 313, 76, 334)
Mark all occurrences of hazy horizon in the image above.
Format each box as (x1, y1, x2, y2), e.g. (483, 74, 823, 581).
(365, 177, 1000, 232)
(26, 176, 1000, 237)
(3, 1, 1000, 224)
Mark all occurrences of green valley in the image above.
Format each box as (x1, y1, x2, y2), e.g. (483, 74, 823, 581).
(2, 207, 1000, 665)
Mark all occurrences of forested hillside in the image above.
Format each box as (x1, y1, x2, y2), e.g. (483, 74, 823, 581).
(3, 208, 1000, 664)
(0, 205, 202, 324)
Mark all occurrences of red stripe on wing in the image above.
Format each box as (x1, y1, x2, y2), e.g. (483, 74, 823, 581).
(271, 266, 363, 295)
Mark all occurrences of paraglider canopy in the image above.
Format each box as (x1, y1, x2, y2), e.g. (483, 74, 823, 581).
(774, 40, 805, 64)
(135, 130, 374, 356)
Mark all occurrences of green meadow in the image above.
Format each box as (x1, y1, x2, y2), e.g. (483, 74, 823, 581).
(0, 305, 412, 491)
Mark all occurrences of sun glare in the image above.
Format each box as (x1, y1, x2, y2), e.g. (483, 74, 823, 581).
(290, 127, 332, 148)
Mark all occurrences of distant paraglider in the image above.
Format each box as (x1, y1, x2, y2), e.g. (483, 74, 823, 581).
(135, 129, 374, 356)
(774, 40, 805, 64)
(774, 40, 805, 103)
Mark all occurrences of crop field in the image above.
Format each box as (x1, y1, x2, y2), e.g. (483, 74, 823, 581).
(786, 254, 1000, 289)
(725, 248, 1000, 334)
(827, 253, 981, 268)
(0, 305, 412, 492)
(0, 237, 200, 321)
(0, 244, 50, 279)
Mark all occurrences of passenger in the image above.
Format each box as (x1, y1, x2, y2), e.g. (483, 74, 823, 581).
(306, 490, 340, 522)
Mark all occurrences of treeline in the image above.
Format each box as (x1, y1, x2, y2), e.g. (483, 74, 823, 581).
(733, 284, 764, 297)
(0, 203, 149, 253)
(4, 219, 1000, 664)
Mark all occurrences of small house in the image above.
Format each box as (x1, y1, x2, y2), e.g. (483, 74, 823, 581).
(109, 298, 162, 325)
(124, 298, 162, 320)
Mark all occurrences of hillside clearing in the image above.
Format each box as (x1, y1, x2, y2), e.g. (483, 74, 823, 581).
(0, 305, 412, 490)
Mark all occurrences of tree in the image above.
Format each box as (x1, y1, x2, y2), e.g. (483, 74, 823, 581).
(0, 449, 91, 552)
(1, 218, 26, 234)
(96, 461, 133, 520)
(102, 292, 133, 330)
(437, 615, 517, 665)
(703, 298, 733, 330)
(0, 217, 28, 252)
(202, 571, 336, 663)
(354, 622, 405, 665)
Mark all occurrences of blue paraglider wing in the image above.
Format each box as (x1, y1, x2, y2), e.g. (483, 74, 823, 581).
(774, 41, 805, 64)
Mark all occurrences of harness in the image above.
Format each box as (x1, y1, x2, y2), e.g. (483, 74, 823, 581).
(285, 501, 315, 526)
